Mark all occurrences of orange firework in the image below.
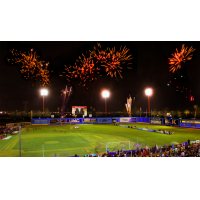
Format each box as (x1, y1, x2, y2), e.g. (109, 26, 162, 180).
(64, 43, 132, 86)
(169, 44, 195, 73)
(65, 55, 100, 86)
(7, 49, 50, 86)
(102, 46, 132, 79)
(36, 63, 50, 87)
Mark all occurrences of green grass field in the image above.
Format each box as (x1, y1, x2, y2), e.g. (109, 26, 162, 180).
(0, 123, 200, 157)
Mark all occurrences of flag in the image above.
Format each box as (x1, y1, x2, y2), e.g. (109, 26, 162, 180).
(172, 142, 174, 149)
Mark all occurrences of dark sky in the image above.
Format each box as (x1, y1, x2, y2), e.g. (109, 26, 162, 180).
(1, 41, 200, 112)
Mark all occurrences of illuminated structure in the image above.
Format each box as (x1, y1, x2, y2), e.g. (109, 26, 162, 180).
(125, 94, 133, 117)
(102, 90, 110, 117)
(145, 88, 153, 117)
(41, 89, 48, 118)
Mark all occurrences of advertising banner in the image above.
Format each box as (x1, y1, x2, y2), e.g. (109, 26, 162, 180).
(171, 119, 179, 126)
(50, 119, 66, 124)
(83, 118, 97, 123)
(164, 119, 170, 125)
(150, 119, 162, 124)
(119, 118, 137, 123)
(163, 119, 179, 126)
(32, 119, 49, 124)
(191, 123, 196, 127)
(67, 118, 82, 123)
(181, 120, 200, 124)
(98, 118, 112, 123)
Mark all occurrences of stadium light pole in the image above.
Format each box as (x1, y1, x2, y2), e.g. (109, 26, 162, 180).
(145, 88, 153, 117)
(41, 89, 48, 118)
(102, 90, 110, 117)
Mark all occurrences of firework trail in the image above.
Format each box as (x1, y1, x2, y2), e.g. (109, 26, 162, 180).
(169, 44, 195, 73)
(61, 86, 72, 118)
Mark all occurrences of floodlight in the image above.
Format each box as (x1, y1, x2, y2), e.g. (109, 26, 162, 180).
(102, 90, 110, 98)
(145, 88, 153, 96)
(41, 89, 48, 96)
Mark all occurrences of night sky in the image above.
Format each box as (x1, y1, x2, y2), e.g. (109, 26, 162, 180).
(1, 41, 200, 113)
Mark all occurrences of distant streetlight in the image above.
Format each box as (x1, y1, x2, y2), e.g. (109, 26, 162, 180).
(102, 90, 110, 117)
(41, 89, 48, 118)
(145, 88, 153, 117)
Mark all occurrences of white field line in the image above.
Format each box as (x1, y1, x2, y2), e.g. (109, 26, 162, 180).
(0, 135, 18, 151)
(82, 149, 86, 153)
(3, 136, 12, 140)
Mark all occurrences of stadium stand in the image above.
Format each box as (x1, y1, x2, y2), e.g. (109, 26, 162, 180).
(82, 140, 200, 157)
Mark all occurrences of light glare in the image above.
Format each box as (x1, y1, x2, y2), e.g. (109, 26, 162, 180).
(102, 90, 110, 98)
(41, 89, 48, 96)
(145, 88, 153, 96)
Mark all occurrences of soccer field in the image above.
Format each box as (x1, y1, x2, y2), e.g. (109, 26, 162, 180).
(0, 123, 200, 157)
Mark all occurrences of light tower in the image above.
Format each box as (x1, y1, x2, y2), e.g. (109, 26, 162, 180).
(145, 88, 153, 117)
(102, 90, 110, 117)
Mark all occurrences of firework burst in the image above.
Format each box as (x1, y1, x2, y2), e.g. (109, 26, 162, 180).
(101, 46, 132, 79)
(64, 43, 132, 86)
(65, 55, 100, 86)
(169, 44, 195, 73)
(7, 49, 50, 86)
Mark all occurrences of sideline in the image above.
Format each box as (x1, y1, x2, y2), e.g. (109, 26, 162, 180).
(124, 123, 200, 130)
(0, 135, 18, 151)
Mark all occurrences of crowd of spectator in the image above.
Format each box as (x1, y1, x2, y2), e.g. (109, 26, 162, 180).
(84, 139, 200, 157)
(0, 125, 19, 139)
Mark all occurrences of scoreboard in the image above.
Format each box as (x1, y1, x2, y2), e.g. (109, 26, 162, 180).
(72, 106, 87, 116)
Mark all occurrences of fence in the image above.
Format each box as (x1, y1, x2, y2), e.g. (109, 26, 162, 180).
(31, 117, 200, 129)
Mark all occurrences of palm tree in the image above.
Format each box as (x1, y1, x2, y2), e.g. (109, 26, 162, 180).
(152, 109, 158, 117)
(194, 105, 198, 119)
(184, 109, 190, 118)
(177, 110, 182, 118)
